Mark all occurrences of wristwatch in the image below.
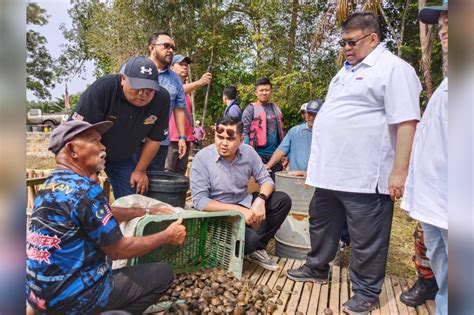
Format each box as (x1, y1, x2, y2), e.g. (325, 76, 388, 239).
(257, 193, 268, 202)
(144, 208, 151, 215)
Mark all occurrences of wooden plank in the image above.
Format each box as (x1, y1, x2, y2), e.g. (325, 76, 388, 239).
(297, 281, 313, 314)
(271, 258, 296, 315)
(249, 265, 266, 287)
(307, 283, 322, 315)
(425, 300, 436, 315)
(279, 259, 300, 313)
(384, 276, 399, 315)
(391, 276, 410, 315)
(340, 266, 349, 313)
(286, 260, 304, 314)
(266, 257, 289, 289)
(328, 263, 341, 314)
(379, 275, 391, 315)
(317, 276, 329, 315)
(242, 260, 257, 279)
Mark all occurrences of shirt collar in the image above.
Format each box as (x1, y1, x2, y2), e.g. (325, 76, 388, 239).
(344, 42, 386, 70)
(158, 66, 170, 74)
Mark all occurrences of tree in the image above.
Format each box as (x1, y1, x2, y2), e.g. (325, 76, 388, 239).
(26, 2, 56, 100)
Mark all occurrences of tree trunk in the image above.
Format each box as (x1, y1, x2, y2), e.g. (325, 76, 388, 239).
(287, 0, 298, 71)
(418, 0, 434, 99)
(398, 0, 411, 56)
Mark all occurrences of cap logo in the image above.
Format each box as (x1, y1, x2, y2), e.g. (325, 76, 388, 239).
(140, 66, 153, 75)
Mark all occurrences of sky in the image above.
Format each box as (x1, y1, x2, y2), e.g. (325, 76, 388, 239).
(27, 0, 95, 101)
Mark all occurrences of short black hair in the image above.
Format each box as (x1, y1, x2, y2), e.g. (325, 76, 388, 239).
(148, 30, 172, 46)
(342, 12, 380, 38)
(223, 86, 237, 100)
(215, 116, 243, 135)
(255, 77, 272, 89)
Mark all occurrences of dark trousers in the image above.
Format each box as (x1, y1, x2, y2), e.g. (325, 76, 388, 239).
(306, 188, 393, 301)
(164, 141, 190, 175)
(147, 145, 169, 172)
(244, 191, 291, 254)
(260, 156, 283, 182)
(101, 263, 174, 314)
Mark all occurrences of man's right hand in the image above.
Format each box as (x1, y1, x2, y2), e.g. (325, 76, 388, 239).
(240, 207, 256, 226)
(199, 72, 212, 87)
(165, 217, 186, 246)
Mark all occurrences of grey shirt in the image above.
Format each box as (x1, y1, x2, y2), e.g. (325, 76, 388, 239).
(191, 143, 274, 210)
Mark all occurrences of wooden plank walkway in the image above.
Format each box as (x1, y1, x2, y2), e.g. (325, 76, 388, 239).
(242, 256, 436, 315)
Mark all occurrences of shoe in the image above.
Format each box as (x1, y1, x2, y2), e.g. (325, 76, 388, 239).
(342, 294, 378, 314)
(287, 264, 328, 283)
(400, 278, 438, 307)
(245, 249, 279, 271)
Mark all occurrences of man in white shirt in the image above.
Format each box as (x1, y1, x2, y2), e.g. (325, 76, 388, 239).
(287, 12, 421, 314)
(401, 2, 448, 314)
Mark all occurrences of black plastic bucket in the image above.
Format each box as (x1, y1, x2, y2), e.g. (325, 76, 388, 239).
(146, 171, 190, 208)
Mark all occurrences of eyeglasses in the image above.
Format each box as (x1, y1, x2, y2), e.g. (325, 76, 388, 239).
(151, 42, 177, 52)
(338, 33, 372, 48)
(216, 125, 236, 138)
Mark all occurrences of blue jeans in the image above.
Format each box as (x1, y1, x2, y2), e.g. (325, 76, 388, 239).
(421, 222, 448, 315)
(104, 145, 169, 199)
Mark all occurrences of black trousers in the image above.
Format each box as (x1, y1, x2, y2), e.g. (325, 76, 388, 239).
(244, 191, 292, 254)
(305, 188, 393, 301)
(101, 262, 174, 314)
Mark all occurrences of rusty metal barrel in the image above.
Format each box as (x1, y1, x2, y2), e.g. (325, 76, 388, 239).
(274, 171, 315, 259)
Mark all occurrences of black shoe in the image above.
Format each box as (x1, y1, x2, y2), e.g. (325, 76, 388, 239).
(400, 278, 438, 307)
(342, 294, 378, 314)
(287, 264, 328, 284)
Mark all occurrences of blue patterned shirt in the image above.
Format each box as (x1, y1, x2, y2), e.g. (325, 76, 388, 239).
(26, 169, 123, 314)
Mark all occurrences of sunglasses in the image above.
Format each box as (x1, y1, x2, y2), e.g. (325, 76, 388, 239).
(338, 33, 372, 48)
(152, 42, 177, 52)
(216, 125, 237, 138)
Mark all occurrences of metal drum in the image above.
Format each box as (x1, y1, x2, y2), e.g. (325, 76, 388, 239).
(274, 171, 315, 259)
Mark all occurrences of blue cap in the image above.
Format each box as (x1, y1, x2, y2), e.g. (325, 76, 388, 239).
(419, 0, 448, 24)
(306, 99, 324, 114)
(172, 54, 192, 65)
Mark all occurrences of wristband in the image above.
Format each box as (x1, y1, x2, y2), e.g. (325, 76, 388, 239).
(257, 193, 268, 202)
(179, 136, 188, 140)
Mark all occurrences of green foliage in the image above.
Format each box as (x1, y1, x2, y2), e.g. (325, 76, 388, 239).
(27, 2, 56, 100)
(59, 0, 443, 129)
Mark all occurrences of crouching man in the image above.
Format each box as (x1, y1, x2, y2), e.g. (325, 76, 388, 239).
(26, 120, 186, 314)
(191, 116, 291, 271)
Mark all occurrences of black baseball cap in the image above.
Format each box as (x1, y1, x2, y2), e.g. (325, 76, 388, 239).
(48, 120, 113, 155)
(119, 56, 160, 91)
(419, 0, 448, 24)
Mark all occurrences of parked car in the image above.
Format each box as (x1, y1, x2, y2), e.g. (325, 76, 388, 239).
(26, 109, 68, 126)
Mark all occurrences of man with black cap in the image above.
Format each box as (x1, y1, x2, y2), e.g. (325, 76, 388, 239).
(401, 2, 448, 314)
(265, 99, 323, 177)
(165, 54, 212, 174)
(71, 56, 170, 199)
(26, 120, 186, 314)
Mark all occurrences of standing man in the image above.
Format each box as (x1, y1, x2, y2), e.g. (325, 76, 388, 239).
(242, 77, 285, 181)
(165, 54, 212, 174)
(264, 99, 323, 177)
(287, 12, 421, 314)
(26, 120, 186, 314)
(71, 56, 170, 199)
(191, 116, 291, 271)
(223, 85, 242, 120)
(148, 31, 187, 171)
(401, 2, 448, 314)
(192, 120, 206, 151)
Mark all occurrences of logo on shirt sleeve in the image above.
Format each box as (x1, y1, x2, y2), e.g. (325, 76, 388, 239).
(144, 115, 158, 125)
(71, 112, 84, 121)
(95, 204, 113, 225)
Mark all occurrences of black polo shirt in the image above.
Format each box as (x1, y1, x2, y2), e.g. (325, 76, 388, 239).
(71, 75, 170, 162)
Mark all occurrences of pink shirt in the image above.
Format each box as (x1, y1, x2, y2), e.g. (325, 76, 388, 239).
(169, 94, 194, 141)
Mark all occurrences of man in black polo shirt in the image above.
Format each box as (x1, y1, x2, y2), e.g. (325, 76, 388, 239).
(71, 56, 170, 198)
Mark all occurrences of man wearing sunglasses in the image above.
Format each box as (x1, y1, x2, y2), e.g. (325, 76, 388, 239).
(191, 116, 291, 271)
(287, 12, 422, 314)
(147, 31, 187, 171)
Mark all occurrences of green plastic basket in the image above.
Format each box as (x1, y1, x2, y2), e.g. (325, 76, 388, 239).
(129, 210, 245, 279)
